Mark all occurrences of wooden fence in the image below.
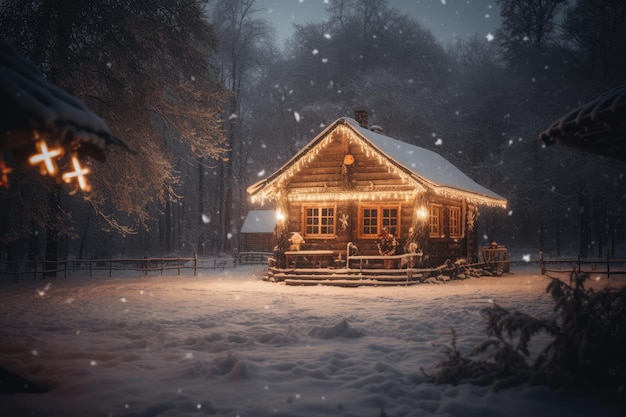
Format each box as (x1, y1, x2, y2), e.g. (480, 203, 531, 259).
(0, 254, 268, 283)
(539, 251, 626, 279)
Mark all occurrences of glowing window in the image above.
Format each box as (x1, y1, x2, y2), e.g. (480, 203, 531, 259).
(449, 206, 461, 238)
(429, 204, 443, 238)
(359, 205, 399, 238)
(304, 206, 335, 237)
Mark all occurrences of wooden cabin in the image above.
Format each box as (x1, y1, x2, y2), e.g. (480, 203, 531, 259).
(247, 112, 507, 270)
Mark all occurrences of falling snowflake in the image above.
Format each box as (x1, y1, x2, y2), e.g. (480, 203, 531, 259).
(202, 214, 211, 223)
(312, 49, 319, 55)
(523, 254, 531, 262)
(441, 0, 446, 4)
(486, 32, 494, 42)
(508, 210, 513, 216)
(435, 138, 443, 146)
(294, 111, 301, 122)
(323, 33, 332, 40)
(322, 58, 328, 63)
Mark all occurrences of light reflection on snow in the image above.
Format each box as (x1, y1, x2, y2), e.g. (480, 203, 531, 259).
(2, 267, 613, 417)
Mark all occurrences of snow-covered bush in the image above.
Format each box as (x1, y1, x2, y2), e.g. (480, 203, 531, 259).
(424, 272, 626, 397)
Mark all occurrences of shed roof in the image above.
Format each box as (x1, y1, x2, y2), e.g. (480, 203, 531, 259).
(248, 117, 506, 208)
(240, 210, 277, 234)
(539, 85, 626, 162)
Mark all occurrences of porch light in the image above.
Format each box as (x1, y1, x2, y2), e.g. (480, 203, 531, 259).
(276, 209, 285, 222)
(416, 207, 428, 219)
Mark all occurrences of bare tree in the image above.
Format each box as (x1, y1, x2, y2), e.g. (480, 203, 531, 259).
(0, 0, 228, 259)
(209, 0, 275, 253)
(562, 0, 626, 81)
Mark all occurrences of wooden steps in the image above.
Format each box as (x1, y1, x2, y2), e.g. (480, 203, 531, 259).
(266, 267, 426, 287)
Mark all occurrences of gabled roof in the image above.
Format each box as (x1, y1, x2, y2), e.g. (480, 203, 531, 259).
(248, 117, 506, 208)
(539, 85, 626, 162)
(240, 210, 277, 234)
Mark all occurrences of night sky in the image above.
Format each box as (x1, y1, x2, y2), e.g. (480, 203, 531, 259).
(255, 0, 501, 47)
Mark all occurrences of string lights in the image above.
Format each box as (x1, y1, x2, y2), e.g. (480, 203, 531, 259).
(249, 120, 507, 209)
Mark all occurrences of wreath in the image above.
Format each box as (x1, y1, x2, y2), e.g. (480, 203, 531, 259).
(376, 228, 398, 256)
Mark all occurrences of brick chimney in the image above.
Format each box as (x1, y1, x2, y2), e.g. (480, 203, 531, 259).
(354, 110, 368, 129)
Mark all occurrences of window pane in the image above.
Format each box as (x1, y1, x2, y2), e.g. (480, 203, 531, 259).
(304, 206, 335, 236)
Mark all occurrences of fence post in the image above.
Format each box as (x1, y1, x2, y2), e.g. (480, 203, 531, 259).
(109, 259, 113, 277)
(577, 256, 581, 274)
(194, 253, 197, 276)
(33, 258, 37, 282)
(607, 251, 611, 280)
(89, 260, 93, 277)
(177, 256, 181, 276)
(539, 251, 545, 274)
(160, 257, 164, 276)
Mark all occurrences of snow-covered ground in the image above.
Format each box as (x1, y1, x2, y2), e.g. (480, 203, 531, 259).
(0, 265, 623, 417)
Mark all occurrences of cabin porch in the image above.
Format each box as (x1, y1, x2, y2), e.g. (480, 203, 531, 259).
(266, 242, 510, 286)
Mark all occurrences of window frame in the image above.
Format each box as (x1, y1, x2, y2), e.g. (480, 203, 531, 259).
(449, 206, 461, 238)
(429, 204, 443, 238)
(358, 204, 400, 239)
(302, 205, 337, 238)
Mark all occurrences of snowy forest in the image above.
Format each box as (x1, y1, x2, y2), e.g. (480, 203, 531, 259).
(1, 0, 625, 262)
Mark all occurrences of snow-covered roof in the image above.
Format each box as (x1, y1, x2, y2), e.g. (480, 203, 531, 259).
(347, 118, 505, 202)
(240, 210, 277, 234)
(0, 41, 129, 160)
(248, 117, 506, 207)
(539, 84, 626, 162)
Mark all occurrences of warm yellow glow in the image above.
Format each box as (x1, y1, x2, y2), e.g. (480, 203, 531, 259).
(416, 206, 428, 219)
(0, 160, 13, 189)
(29, 140, 63, 175)
(248, 121, 507, 209)
(286, 187, 417, 203)
(62, 156, 91, 192)
(275, 209, 285, 222)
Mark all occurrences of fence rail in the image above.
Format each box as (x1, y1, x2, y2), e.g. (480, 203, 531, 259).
(539, 251, 626, 279)
(0, 255, 254, 283)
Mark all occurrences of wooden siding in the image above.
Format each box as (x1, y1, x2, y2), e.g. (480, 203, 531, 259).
(242, 233, 274, 252)
(270, 125, 482, 267)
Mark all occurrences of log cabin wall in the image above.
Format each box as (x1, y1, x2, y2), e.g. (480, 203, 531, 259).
(262, 120, 491, 267)
(242, 233, 274, 252)
(281, 126, 421, 258)
(419, 194, 479, 265)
